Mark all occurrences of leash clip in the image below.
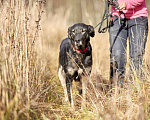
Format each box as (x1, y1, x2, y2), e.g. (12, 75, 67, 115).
(118, 11, 127, 28)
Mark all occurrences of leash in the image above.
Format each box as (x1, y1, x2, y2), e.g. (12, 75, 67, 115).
(94, 0, 120, 33)
(94, 8, 119, 30)
(94, 0, 127, 53)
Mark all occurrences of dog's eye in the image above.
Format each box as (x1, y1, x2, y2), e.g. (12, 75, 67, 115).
(81, 29, 86, 33)
(72, 29, 75, 33)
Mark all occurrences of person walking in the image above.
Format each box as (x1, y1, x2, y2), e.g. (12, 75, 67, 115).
(109, 0, 148, 86)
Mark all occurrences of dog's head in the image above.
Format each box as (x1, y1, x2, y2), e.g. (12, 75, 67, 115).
(68, 23, 95, 51)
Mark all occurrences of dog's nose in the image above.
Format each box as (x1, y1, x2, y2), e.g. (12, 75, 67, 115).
(75, 39, 80, 43)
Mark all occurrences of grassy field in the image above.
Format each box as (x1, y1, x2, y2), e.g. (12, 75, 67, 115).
(0, 0, 150, 120)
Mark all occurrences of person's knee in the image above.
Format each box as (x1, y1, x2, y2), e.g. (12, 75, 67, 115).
(113, 49, 126, 62)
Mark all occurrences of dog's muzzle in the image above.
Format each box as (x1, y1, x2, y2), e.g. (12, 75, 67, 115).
(75, 39, 83, 47)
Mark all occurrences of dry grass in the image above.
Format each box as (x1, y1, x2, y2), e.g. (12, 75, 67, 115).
(0, 0, 150, 120)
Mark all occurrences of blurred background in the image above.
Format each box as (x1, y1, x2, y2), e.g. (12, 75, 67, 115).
(44, 0, 150, 24)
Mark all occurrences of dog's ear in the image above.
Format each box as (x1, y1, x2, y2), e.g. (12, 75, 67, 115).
(68, 26, 72, 39)
(88, 25, 95, 37)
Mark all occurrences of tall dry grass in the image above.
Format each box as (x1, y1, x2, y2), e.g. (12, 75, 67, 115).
(0, 0, 150, 120)
(0, 1, 58, 119)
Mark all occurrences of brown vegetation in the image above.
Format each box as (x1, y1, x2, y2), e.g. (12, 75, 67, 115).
(0, 0, 150, 119)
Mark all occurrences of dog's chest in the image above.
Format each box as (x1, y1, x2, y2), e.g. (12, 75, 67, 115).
(67, 65, 83, 76)
(69, 53, 85, 68)
(67, 52, 91, 76)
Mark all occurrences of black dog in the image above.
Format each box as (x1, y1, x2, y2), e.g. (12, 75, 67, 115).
(58, 23, 95, 107)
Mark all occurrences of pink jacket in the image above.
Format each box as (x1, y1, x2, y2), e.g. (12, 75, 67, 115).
(111, 0, 148, 19)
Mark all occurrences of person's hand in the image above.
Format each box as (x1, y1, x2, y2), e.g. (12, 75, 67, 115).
(119, 1, 127, 11)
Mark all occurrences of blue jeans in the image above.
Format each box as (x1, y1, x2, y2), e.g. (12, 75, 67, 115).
(109, 16, 148, 85)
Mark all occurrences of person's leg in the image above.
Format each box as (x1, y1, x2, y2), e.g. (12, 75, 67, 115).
(109, 16, 128, 86)
(128, 17, 148, 77)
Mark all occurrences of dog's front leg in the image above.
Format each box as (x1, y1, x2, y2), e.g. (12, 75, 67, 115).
(66, 75, 74, 108)
(58, 66, 68, 103)
(74, 73, 82, 95)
